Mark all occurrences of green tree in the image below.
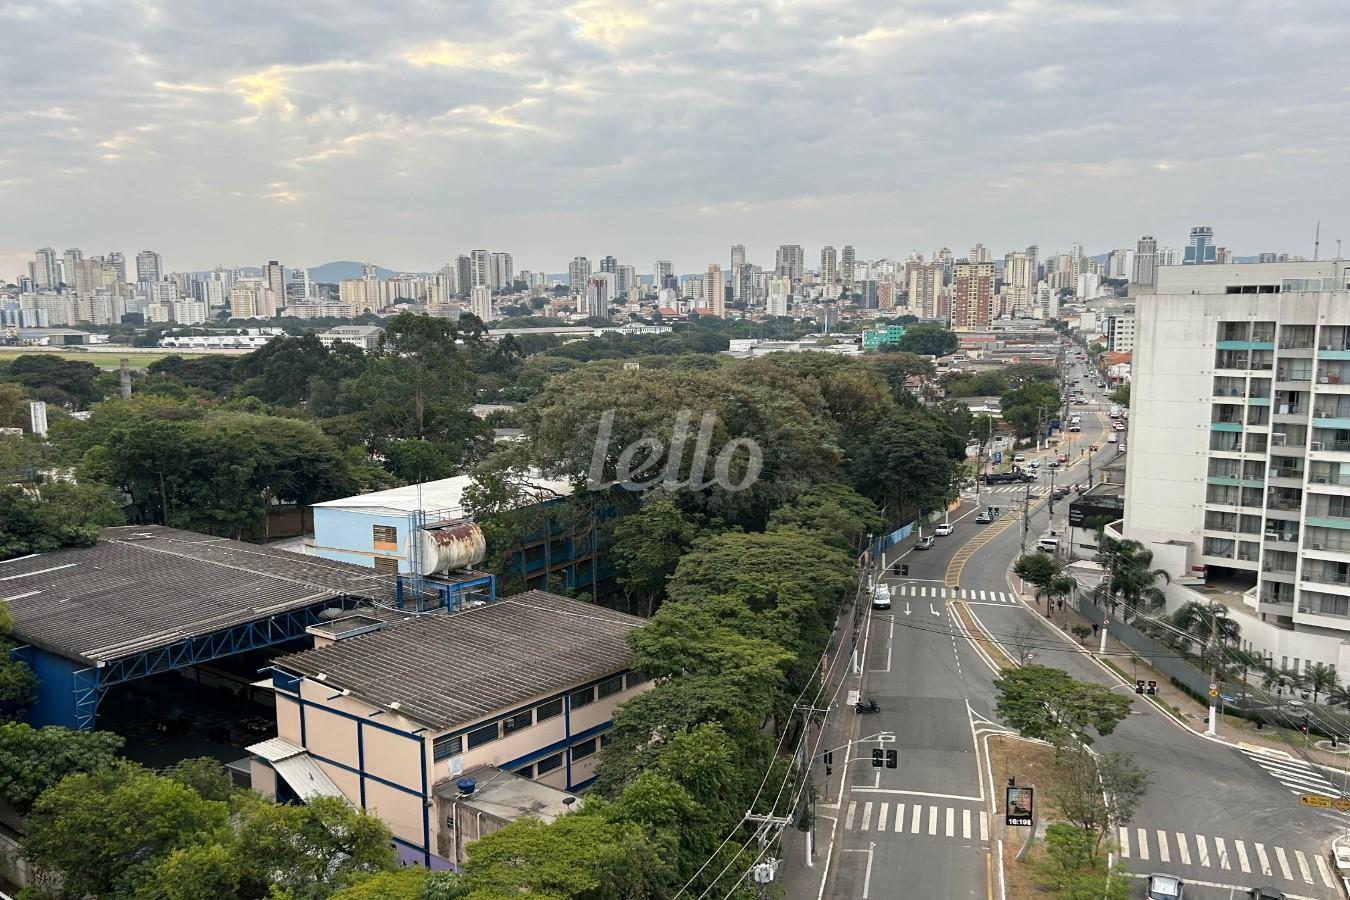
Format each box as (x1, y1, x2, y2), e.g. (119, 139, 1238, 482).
(850, 408, 962, 517)
(1014, 552, 1060, 601)
(1169, 600, 1240, 662)
(23, 761, 230, 899)
(1097, 534, 1169, 621)
(610, 498, 697, 615)
(0, 722, 124, 813)
(994, 665, 1132, 745)
(462, 814, 670, 900)
(1034, 824, 1131, 900)
(896, 323, 958, 357)
(383, 438, 462, 483)
(1304, 661, 1340, 705)
(0, 480, 123, 560)
(1001, 381, 1062, 439)
(1050, 747, 1151, 853)
(146, 355, 240, 396)
(233, 334, 361, 406)
(767, 481, 883, 552)
(330, 869, 469, 900)
(1109, 383, 1130, 406)
(6, 355, 103, 408)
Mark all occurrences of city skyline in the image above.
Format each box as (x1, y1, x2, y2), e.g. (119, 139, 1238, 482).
(2, 0, 1348, 278)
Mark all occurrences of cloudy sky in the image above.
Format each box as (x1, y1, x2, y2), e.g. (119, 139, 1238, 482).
(2, 0, 1348, 277)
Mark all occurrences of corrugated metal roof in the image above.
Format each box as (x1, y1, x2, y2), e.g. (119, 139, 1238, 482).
(275, 591, 644, 731)
(0, 525, 399, 664)
(245, 739, 349, 804)
(246, 736, 304, 763)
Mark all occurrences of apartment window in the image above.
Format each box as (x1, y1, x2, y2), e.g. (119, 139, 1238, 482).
(467, 722, 499, 750)
(536, 752, 563, 774)
(502, 710, 532, 736)
(374, 556, 398, 575)
(570, 738, 598, 761)
(372, 524, 398, 545)
(600, 733, 612, 748)
(625, 671, 650, 691)
(570, 686, 595, 709)
(597, 675, 624, 699)
(536, 697, 564, 722)
(514, 763, 534, 779)
(433, 734, 462, 761)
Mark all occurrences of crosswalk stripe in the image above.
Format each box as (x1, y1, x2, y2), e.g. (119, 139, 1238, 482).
(894, 803, 905, 832)
(1118, 826, 1130, 858)
(1295, 848, 1313, 883)
(927, 805, 937, 836)
(1175, 832, 1191, 866)
(845, 801, 857, 830)
(945, 807, 954, 838)
(1317, 853, 1335, 887)
(1235, 839, 1250, 874)
(962, 809, 971, 840)
(1275, 846, 1293, 881)
(910, 804, 920, 834)
(1156, 830, 1170, 864)
(1256, 842, 1273, 877)
(1215, 836, 1229, 870)
(980, 811, 989, 841)
(860, 802, 872, 831)
(877, 802, 888, 832)
(1196, 834, 1211, 868)
(1136, 827, 1149, 860)
(979, 590, 987, 600)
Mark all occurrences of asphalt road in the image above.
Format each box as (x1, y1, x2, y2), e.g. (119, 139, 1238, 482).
(812, 379, 1349, 900)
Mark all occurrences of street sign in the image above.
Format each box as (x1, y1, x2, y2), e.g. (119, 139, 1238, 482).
(1006, 785, 1034, 826)
(1209, 682, 1218, 692)
(1209, 689, 1219, 698)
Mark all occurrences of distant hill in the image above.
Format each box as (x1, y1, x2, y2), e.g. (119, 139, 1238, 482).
(306, 261, 402, 282)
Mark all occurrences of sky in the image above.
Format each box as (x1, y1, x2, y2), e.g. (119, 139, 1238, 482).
(2, 0, 1349, 278)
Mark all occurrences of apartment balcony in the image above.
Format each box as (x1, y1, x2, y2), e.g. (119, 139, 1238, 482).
(1211, 421, 1243, 433)
(1264, 529, 1301, 548)
(1313, 416, 1350, 431)
(1308, 438, 1350, 461)
(1305, 513, 1350, 531)
(1218, 340, 1276, 351)
(1266, 470, 1305, 489)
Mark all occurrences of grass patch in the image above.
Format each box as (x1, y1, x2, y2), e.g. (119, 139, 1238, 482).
(989, 735, 1064, 900)
(0, 350, 183, 370)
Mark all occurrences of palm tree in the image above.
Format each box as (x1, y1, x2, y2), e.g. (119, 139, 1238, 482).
(1098, 534, 1170, 622)
(1327, 683, 1350, 711)
(1305, 662, 1340, 705)
(1047, 574, 1077, 616)
(1170, 601, 1241, 670)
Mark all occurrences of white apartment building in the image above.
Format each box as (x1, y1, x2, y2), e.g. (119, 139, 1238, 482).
(1106, 313, 1136, 353)
(1125, 259, 1350, 671)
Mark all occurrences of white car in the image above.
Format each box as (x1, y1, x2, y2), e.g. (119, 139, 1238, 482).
(1013, 455, 1026, 463)
(934, 523, 954, 536)
(872, 583, 892, 609)
(1107, 434, 1118, 443)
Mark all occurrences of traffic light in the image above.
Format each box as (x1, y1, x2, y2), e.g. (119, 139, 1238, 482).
(872, 749, 883, 768)
(901, 564, 909, 577)
(885, 750, 898, 769)
(1146, 680, 1157, 696)
(1134, 680, 1145, 694)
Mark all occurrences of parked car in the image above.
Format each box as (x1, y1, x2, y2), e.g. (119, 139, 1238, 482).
(872, 583, 892, 610)
(934, 523, 954, 536)
(1107, 434, 1118, 443)
(1247, 889, 1286, 900)
(1036, 536, 1060, 553)
(1052, 485, 1071, 499)
(1056, 453, 1069, 463)
(915, 536, 935, 550)
(1013, 454, 1027, 463)
(1145, 873, 1184, 900)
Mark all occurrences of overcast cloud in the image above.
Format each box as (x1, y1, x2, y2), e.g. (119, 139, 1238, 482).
(2, 0, 1348, 276)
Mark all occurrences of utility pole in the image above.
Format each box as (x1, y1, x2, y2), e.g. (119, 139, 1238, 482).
(1205, 602, 1219, 737)
(1020, 478, 1031, 553)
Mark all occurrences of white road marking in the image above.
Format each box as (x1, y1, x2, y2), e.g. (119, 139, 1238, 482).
(877, 802, 888, 833)
(910, 804, 920, 834)
(1316, 853, 1335, 887)
(1275, 846, 1293, 881)
(1118, 826, 1130, 858)
(1295, 849, 1313, 884)
(860, 801, 872, 831)
(962, 809, 971, 840)
(945, 807, 954, 837)
(1156, 830, 1170, 864)
(1255, 842, 1273, 878)
(1136, 827, 1149, 860)
(927, 805, 937, 836)
(979, 811, 988, 841)
(1175, 832, 1192, 866)
(845, 801, 857, 830)
(1196, 833, 1211, 868)
(1234, 839, 1250, 874)
(1214, 836, 1229, 870)
(894, 803, 905, 832)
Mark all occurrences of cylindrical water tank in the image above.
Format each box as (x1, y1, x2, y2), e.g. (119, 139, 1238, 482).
(414, 521, 487, 575)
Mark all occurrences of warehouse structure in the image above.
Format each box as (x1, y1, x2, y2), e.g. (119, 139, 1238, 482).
(2, 525, 403, 730)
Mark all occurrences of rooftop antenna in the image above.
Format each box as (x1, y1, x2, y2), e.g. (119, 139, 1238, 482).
(1315, 221, 1321, 261)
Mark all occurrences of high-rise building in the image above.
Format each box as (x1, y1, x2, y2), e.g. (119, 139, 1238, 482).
(135, 250, 162, 285)
(905, 256, 942, 319)
(1132, 236, 1158, 287)
(735, 264, 756, 304)
(581, 275, 614, 317)
(262, 260, 286, 309)
(490, 252, 514, 291)
(969, 243, 992, 264)
(568, 257, 591, 295)
(1123, 259, 1350, 671)
(1003, 250, 1037, 317)
(338, 264, 381, 314)
(730, 244, 747, 301)
(653, 260, 674, 292)
(470, 285, 494, 321)
(730, 244, 745, 271)
(820, 246, 837, 284)
(856, 280, 878, 309)
(951, 261, 995, 330)
(1184, 226, 1217, 265)
(1158, 246, 1184, 267)
(470, 250, 490, 288)
(287, 268, 312, 302)
(600, 255, 618, 275)
(1106, 313, 1136, 353)
(33, 248, 60, 290)
(775, 245, 804, 283)
(106, 252, 127, 284)
(455, 256, 473, 297)
(702, 264, 724, 317)
(616, 265, 636, 296)
(766, 277, 791, 317)
(877, 279, 897, 311)
(841, 245, 856, 287)
(1106, 249, 1134, 280)
(61, 248, 83, 287)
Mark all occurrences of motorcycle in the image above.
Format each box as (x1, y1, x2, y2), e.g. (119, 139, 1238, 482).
(855, 697, 880, 713)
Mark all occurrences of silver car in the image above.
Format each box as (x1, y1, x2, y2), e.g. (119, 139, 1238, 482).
(1146, 873, 1183, 900)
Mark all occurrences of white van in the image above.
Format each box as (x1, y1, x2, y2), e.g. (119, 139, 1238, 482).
(872, 583, 892, 609)
(1036, 537, 1060, 553)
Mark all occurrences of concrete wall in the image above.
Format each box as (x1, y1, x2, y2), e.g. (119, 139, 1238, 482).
(313, 507, 412, 572)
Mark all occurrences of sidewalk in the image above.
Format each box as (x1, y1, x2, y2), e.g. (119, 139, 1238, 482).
(1032, 596, 1350, 770)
